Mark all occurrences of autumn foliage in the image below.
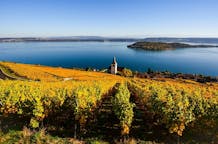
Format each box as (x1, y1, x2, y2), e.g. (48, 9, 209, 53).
(128, 78, 218, 136)
(0, 62, 217, 138)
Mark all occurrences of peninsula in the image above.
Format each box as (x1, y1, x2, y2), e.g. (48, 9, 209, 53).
(127, 42, 218, 51)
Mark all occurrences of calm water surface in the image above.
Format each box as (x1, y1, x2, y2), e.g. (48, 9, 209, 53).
(0, 42, 218, 76)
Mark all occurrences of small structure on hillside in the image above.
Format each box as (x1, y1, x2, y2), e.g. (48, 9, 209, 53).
(110, 57, 118, 74)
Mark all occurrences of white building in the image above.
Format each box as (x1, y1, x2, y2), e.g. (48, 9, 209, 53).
(110, 57, 117, 74)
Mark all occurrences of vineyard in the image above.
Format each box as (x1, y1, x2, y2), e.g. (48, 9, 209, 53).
(128, 78, 218, 137)
(0, 62, 218, 143)
(0, 62, 123, 81)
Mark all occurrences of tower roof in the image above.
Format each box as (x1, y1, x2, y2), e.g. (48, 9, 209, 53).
(112, 56, 117, 64)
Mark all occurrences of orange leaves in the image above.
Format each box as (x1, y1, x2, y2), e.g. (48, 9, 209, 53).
(169, 123, 185, 136)
(121, 124, 130, 135)
(0, 62, 58, 81)
(0, 62, 123, 82)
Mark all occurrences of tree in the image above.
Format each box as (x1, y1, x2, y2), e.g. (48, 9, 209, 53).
(122, 68, 133, 77)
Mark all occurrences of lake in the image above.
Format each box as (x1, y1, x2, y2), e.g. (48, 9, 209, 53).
(0, 42, 218, 76)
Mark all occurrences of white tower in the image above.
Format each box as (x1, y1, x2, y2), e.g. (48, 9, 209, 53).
(111, 57, 117, 74)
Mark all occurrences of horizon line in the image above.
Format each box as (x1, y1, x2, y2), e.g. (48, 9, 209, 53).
(1, 36, 218, 39)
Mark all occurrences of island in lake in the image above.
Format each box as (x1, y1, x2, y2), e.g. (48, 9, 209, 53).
(127, 42, 218, 51)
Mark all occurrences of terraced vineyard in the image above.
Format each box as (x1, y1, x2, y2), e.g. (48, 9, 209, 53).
(0, 62, 217, 143)
(0, 62, 122, 81)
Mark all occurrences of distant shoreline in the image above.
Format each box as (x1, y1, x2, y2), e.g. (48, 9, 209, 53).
(0, 37, 140, 43)
(1, 37, 218, 43)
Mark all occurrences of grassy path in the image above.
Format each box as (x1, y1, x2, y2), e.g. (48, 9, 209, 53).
(0, 67, 15, 80)
(0, 65, 26, 80)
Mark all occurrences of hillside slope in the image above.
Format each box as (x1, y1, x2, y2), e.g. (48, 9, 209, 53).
(0, 62, 123, 81)
(0, 62, 217, 143)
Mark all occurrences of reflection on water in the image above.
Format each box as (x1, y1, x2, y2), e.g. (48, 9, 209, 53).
(0, 42, 218, 76)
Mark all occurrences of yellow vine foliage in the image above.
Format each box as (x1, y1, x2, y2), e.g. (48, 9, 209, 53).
(0, 61, 124, 129)
(1, 61, 217, 136)
(0, 79, 118, 128)
(128, 78, 218, 136)
(0, 62, 123, 82)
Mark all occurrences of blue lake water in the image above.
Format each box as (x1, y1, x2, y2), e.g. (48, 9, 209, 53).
(0, 42, 218, 76)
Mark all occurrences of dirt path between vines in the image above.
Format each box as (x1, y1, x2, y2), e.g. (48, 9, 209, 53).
(0, 68, 15, 80)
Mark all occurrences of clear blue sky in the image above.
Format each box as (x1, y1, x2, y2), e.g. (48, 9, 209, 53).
(0, 0, 218, 38)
